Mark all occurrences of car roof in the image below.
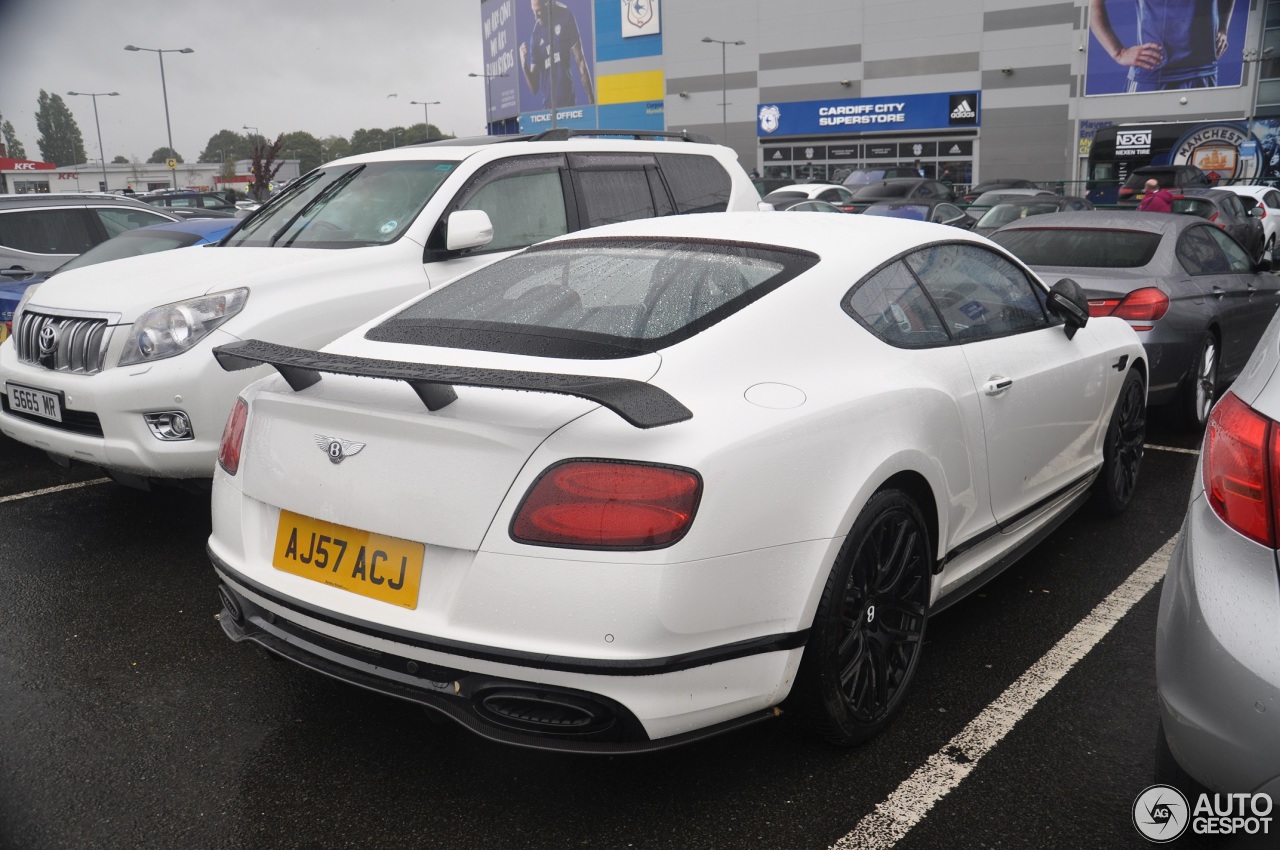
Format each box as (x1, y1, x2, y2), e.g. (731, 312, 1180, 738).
(0, 192, 170, 211)
(537, 210, 990, 262)
(994, 209, 1195, 235)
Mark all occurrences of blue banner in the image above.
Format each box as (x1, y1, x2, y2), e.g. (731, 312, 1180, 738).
(757, 91, 980, 137)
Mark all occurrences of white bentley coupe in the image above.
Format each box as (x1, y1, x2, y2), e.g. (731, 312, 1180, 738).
(206, 212, 1146, 752)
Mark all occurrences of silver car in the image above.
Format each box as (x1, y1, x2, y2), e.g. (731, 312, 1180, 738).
(1155, 309, 1280, 800)
(991, 211, 1280, 428)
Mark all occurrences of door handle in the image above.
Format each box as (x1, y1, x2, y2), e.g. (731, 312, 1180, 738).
(983, 377, 1013, 396)
(1211, 286, 1225, 299)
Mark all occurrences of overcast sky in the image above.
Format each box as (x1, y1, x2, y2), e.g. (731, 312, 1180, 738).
(0, 0, 486, 163)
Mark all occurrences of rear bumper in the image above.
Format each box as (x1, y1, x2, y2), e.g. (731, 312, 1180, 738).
(1156, 493, 1280, 796)
(212, 551, 807, 753)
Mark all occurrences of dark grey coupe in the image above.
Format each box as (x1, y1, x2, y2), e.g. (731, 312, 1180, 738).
(991, 211, 1280, 427)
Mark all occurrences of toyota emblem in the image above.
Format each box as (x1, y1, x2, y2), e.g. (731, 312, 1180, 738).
(37, 324, 58, 357)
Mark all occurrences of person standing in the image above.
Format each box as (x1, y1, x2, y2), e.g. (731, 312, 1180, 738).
(1088, 0, 1236, 92)
(519, 0, 595, 111)
(1137, 178, 1175, 212)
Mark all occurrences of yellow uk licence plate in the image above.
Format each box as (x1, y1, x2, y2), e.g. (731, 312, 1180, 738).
(272, 510, 424, 609)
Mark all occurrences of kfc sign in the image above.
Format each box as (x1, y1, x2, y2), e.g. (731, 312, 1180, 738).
(0, 159, 55, 171)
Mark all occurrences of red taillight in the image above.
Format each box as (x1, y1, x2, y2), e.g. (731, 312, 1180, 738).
(218, 397, 248, 476)
(511, 460, 701, 548)
(1110, 287, 1170, 328)
(1087, 299, 1120, 318)
(1203, 392, 1280, 547)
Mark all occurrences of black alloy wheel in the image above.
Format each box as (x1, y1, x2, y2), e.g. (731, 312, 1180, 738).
(1095, 368, 1146, 516)
(791, 489, 931, 746)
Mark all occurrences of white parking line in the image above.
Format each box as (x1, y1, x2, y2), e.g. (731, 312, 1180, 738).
(1145, 444, 1200, 456)
(830, 534, 1178, 850)
(0, 478, 111, 504)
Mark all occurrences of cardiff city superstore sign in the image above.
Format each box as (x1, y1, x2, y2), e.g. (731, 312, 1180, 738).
(757, 92, 980, 137)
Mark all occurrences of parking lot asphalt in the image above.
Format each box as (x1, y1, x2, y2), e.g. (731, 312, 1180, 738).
(0, 414, 1269, 850)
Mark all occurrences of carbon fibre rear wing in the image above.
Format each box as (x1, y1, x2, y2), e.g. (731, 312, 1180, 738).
(211, 339, 692, 429)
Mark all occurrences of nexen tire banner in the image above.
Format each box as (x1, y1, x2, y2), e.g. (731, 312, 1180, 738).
(757, 92, 980, 137)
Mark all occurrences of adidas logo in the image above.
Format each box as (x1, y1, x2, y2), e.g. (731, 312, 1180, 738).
(951, 100, 975, 120)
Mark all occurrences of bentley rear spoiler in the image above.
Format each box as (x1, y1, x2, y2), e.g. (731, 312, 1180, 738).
(211, 339, 692, 429)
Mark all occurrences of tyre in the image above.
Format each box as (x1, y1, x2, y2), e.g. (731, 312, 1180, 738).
(1094, 368, 1146, 516)
(790, 489, 931, 746)
(1266, 234, 1275, 263)
(1182, 333, 1218, 430)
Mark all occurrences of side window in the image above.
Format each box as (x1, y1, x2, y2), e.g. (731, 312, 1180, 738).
(455, 156, 569, 253)
(1067, 198, 1088, 211)
(94, 207, 174, 238)
(575, 169, 659, 227)
(846, 260, 949, 346)
(1176, 226, 1231, 274)
(834, 186, 854, 204)
(817, 189, 839, 203)
(915, 183, 935, 198)
(1265, 191, 1280, 209)
(905, 243, 1049, 339)
(931, 204, 962, 223)
(0, 209, 97, 255)
(1204, 226, 1255, 272)
(655, 153, 731, 213)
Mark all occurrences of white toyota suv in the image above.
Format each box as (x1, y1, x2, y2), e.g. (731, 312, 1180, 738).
(0, 130, 762, 488)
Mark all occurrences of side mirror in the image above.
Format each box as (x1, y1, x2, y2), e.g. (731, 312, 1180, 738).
(946, 215, 976, 230)
(1048, 278, 1090, 340)
(1249, 207, 1264, 218)
(444, 210, 494, 252)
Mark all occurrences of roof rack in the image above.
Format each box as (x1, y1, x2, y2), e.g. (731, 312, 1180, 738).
(414, 129, 714, 147)
(526, 128, 714, 144)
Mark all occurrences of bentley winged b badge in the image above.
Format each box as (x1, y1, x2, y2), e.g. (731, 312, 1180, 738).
(315, 434, 366, 464)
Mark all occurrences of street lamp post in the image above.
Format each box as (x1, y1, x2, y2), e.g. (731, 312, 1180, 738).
(410, 100, 441, 140)
(702, 36, 746, 145)
(67, 90, 119, 192)
(124, 45, 193, 190)
(468, 73, 508, 135)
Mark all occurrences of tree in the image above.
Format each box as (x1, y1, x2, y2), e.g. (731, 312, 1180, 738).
(319, 135, 350, 162)
(248, 133, 285, 201)
(111, 155, 129, 164)
(278, 131, 322, 174)
(1, 111, 27, 159)
(34, 90, 86, 166)
(148, 147, 182, 164)
(198, 130, 252, 164)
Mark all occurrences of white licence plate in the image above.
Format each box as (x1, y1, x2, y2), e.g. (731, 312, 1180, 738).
(6, 383, 62, 422)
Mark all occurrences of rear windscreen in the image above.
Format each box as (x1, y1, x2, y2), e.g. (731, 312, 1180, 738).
(863, 204, 929, 221)
(854, 183, 913, 200)
(990, 228, 1162, 268)
(367, 238, 818, 358)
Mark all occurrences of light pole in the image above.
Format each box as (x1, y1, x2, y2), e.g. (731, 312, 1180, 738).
(67, 90, 118, 192)
(411, 100, 441, 140)
(468, 73, 508, 135)
(124, 45, 193, 190)
(702, 36, 745, 145)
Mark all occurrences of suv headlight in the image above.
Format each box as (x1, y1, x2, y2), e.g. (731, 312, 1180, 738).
(119, 288, 248, 366)
(14, 282, 40, 321)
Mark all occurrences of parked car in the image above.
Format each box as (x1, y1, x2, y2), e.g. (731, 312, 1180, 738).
(963, 188, 1058, 220)
(848, 178, 954, 212)
(991, 211, 1280, 427)
(1170, 188, 1267, 262)
(958, 178, 1041, 205)
(763, 184, 857, 212)
(1215, 184, 1280, 259)
(972, 195, 1095, 237)
(207, 211, 1145, 753)
(774, 199, 845, 213)
(0, 217, 237, 343)
(0, 193, 179, 282)
(1156, 309, 1280, 800)
(0, 130, 763, 489)
(1117, 164, 1212, 208)
(860, 199, 974, 228)
(840, 166, 923, 188)
(142, 191, 238, 215)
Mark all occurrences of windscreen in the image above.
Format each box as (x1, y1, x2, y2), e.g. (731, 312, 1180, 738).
(54, 229, 201, 273)
(764, 191, 807, 203)
(976, 203, 1062, 229)
(366, 238, 818, 358)
(863, 204, 929, 221)
(991, 228, 1163, 268)
(854, 182, 913, 200)
(224, 161, 455, 248)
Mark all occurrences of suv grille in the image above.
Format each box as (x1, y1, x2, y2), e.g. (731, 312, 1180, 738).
(15, 310, 117, 374)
